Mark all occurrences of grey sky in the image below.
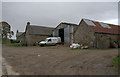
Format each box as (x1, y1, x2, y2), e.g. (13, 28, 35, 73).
(0, 2, 2, 22)
(2, 2, 118, 39)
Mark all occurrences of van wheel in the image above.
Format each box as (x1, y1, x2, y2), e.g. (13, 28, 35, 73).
(40, 44, 44, 47)
(59, 43, 61, 45)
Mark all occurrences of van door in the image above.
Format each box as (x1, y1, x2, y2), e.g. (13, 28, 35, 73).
(46, 39, 52, 45)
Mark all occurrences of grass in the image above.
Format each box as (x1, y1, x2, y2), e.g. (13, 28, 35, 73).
(6, 43, 22, 47)
(70, 47, 119, 50)
(112, 55, 120, 67)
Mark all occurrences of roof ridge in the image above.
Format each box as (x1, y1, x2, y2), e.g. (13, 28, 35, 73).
(60, 22, 78, 26)
(82, 18, 119, 26)
(30, 25, 54, 28)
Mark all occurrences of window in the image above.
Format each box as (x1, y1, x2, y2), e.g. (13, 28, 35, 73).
(48, 39, 51, 42)
(99, 22, 111, 29)
(84, 19, 96, 26)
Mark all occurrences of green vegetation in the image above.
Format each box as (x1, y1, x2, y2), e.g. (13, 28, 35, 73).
(70, 47, 119, 50)
(1, 21, 14, 39)
(6, 43, 22, 47)
(112, 55, 120, 67)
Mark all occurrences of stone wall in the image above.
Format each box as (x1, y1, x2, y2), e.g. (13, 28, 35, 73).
(74, 20, 96, 48)
(26, 31, 49, 45)
(95, 33, 119, 48)
(17, 34, 25, 43)
(28, 35, 48, 45)
(25, 28, 31, 45)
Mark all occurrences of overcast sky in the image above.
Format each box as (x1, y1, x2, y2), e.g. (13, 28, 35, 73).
(2, 2, 119, 39)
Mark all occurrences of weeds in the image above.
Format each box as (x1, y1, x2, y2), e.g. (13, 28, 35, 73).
(6, 43, 22, 47)
(112, 55, 120, 67)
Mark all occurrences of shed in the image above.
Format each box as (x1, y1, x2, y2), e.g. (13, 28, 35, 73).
(25, 22, 54, 45)
(53, 22, 78, 44)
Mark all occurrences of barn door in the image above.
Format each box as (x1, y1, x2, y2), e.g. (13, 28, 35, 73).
(59, 29, 64, 43)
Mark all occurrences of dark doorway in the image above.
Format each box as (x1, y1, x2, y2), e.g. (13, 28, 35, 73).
(59, 29, 64, 43)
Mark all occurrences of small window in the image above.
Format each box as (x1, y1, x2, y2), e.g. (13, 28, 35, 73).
(99, 22, 111, 29)
(84, 19, 96, 26)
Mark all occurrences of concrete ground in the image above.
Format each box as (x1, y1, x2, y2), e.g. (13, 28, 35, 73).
(2, 45, 118, 75)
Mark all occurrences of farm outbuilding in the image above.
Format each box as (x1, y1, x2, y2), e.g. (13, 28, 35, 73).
(16, 22, 54, 45)
(74, 19, 120, 48)
(53, 22, 78, 44)
(25, 22, 54, 45)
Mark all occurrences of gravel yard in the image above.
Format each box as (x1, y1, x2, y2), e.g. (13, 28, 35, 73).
(2, 45, 118, 75)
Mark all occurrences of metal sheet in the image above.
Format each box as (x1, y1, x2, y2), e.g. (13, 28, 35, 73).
(64, 25, 70, 44)
(70, 26, 74, 44)
(53, 29, 59, 37)
(84, 19, 96, 26)
(99, 22, 111, 29)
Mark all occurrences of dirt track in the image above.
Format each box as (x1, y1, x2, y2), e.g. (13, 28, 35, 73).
(2, 46, 118, 75)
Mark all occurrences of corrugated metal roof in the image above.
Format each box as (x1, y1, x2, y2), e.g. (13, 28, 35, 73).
(60, 22, 78, 26)
(83, 19, 120, 34)
(55, 22, 78, 30)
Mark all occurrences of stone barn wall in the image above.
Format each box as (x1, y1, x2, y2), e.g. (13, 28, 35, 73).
(17, 34, 25, 43)
(95, 33, 119, 48)
(25, 29, 31, 45)
(28, 35, 48, 45)
(25, 30, 49, 45)
(74, 20, 96, 48)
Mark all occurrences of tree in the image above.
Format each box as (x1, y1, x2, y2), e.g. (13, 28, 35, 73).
(0, 21, 14, 39)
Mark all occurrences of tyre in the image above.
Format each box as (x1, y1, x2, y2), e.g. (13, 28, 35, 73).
(40, 44, 44, 47)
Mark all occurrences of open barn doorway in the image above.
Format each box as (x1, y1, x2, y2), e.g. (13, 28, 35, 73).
(59, 29, 64, 43)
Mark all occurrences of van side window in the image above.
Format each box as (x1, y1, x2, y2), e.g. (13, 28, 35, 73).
(48, 39, 51, 42)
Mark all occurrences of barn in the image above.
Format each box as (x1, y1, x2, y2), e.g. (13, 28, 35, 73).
(21, 22, 54, 45)
(74, 19, 120, 48)
(53, 22, 78, 44)
(25, 22, 54, 45)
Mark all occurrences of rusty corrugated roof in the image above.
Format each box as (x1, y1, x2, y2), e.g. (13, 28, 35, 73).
(83, 19, 120, 34)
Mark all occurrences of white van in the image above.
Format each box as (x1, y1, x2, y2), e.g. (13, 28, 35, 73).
(39, 37, 61, 47)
